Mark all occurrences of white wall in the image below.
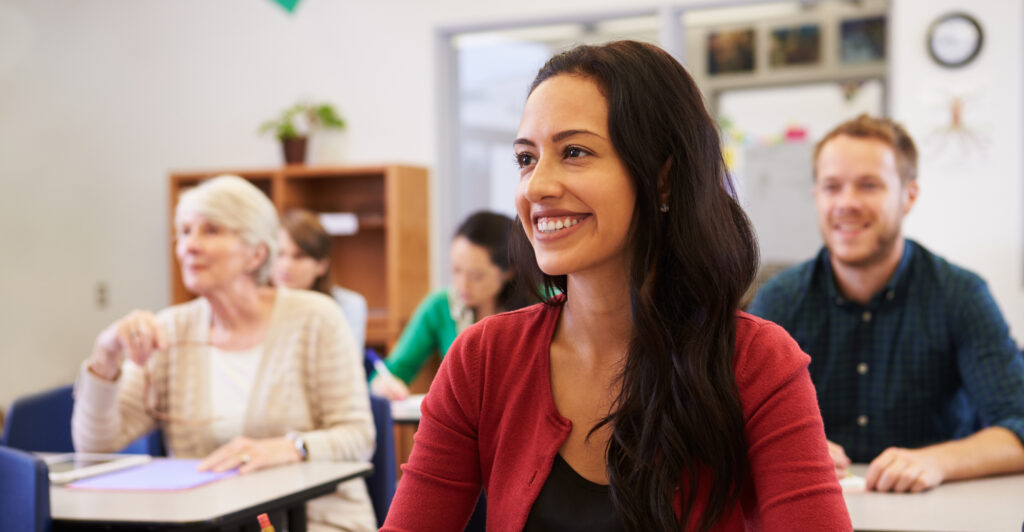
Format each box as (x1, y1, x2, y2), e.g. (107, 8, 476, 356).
(0, 0, 1020, 409)
(892, 0, 1024, 339)
(0, 0, 633, 408)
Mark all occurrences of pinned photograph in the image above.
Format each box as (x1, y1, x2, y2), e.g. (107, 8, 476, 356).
(770, 24, 821, 67)
(840, 16, 886, 64)
(707, 28, 755, 75)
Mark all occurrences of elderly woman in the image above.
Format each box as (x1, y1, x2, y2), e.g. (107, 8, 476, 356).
(72, 176, 377, 531)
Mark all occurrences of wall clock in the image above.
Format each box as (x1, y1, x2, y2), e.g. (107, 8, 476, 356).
(927, 12, 983, 68)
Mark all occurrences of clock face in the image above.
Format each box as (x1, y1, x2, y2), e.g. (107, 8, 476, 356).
(928, 13, 983, 67)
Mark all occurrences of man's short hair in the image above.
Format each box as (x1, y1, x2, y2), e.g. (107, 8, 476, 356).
(813, 114, 918, 183)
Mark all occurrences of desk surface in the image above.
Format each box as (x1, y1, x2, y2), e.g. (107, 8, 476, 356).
(52, 459, 371, 527)
(391, 393, 425, 423)
(844, 464, 1024, 532)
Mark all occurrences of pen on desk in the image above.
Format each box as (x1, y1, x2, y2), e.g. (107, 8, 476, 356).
(257, 512, 275, 532)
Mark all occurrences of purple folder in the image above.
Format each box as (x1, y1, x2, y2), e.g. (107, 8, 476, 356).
(67, 459, 238, 491)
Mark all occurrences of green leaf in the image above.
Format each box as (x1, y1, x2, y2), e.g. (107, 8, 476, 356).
(314, 104, 346, 129)
(259, 100, 345, 140)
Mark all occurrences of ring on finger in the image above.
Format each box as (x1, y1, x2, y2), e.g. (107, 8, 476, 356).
(239, 453, 251, 464)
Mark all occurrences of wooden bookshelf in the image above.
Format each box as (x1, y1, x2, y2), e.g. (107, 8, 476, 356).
(167, 164, 431, 351)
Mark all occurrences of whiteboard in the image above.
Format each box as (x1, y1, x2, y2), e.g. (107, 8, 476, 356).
(718, 79, 885, 264)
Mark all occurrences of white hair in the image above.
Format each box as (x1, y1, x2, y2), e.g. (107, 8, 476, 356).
(175, 175, 280, 284)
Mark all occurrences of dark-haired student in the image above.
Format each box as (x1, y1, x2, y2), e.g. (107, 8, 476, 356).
(369, 210, 533, 400)
(383, 41, 849, 531)
(749, 114, 1024, 493)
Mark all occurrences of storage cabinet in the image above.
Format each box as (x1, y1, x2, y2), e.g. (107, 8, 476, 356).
(167, 164, 430, 351)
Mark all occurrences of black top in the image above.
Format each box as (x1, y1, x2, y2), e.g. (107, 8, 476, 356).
(523, 453, 625, 532)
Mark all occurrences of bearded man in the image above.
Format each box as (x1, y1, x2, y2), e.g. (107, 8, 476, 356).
(749, 114, 1024, 493)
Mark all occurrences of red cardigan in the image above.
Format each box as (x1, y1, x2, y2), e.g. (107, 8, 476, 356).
(382, 301, 851, 531)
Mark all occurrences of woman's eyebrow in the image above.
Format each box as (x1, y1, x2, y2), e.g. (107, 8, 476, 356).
(514, 129, 604, 147)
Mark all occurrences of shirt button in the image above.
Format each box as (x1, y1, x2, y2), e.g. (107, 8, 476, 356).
(862, 311, 872, 322)
(885, 290, 895, 301)
(857, 362, 868, 375)
(857, 415, 869, 427)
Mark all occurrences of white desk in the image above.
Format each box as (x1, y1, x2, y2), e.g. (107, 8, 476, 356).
(390, 393, 425, 424)
(51, 459, 371, 531)
(844, 464, 1024, 532)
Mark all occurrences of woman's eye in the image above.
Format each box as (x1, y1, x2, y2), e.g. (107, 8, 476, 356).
(564, 146, 589, 159)
(514, 152, 535, 169)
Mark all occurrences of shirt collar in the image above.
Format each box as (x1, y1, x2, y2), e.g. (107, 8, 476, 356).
(447, 285, 476, 334)
(821, 239, 916, 307)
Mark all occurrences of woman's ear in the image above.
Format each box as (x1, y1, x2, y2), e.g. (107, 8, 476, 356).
(315, 257, 330, 278)
(658, 157, 673, 207)
(248, 242, 270, 274)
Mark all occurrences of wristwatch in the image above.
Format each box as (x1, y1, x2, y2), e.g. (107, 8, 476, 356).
(285, 432, 308, 461)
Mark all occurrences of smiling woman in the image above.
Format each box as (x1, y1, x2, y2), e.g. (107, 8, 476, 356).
(513, 76, 637, 281)
(383, 41, 851, 531)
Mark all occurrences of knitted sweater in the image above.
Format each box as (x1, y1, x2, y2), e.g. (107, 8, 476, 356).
(72, 288, 377, 531)
(383, 300, 851, 531)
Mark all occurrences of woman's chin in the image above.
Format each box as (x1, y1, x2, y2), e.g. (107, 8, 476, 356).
(536, 258, 570, 278)
(182, 278, 213, 296)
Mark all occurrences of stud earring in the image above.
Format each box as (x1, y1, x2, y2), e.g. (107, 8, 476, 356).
(659, 204, 669, 213)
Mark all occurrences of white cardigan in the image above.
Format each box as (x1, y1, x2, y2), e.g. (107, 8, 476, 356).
(73, 288, 376, 531)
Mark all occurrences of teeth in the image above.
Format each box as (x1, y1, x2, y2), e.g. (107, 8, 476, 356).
(537, 216, 582, 233)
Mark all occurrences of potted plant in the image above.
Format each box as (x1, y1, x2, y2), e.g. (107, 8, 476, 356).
(260, 102, 347, 164)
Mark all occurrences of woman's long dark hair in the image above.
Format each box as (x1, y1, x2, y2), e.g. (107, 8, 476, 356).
(455, 210, 533, 311)
(511, 41, 759, 531)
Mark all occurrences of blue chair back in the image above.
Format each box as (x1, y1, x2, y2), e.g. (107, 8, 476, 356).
(1, 384, 165, 455)
(1, 385, 74, 452)
(0, 445, 52, 532)
(365, 394, 397, 527)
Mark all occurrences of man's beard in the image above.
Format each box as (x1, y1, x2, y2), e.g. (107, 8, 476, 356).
(833, 223, 902, 270)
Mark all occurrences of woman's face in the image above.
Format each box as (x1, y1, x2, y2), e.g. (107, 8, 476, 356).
(450, 235, 509, 309)
(272, 229, 328, 290)
(175, 212, 264, 295)
(513, 74, 637, 279)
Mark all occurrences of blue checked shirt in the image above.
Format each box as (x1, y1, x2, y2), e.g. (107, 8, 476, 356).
(748, 240, 1024, 462)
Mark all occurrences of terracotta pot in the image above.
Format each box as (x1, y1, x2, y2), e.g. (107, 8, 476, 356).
(281, 136, 308, 165)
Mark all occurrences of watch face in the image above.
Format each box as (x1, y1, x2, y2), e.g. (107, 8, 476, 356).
(928, 13, 983, 67)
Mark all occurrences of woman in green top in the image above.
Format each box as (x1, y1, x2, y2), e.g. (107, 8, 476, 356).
(370, 211, 532, 399)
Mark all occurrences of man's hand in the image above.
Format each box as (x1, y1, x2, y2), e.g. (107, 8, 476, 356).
(827, 440, 852, 478)
(865, 447, 944, 493)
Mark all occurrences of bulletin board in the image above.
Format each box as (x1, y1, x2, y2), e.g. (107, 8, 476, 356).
(717, 79, 885, 265)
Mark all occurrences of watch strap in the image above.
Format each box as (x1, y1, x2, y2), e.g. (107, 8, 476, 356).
(285, 431, 308, 461)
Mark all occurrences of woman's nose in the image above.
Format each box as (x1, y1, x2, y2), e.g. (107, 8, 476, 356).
(523, 157, 564, 202)
(178, 232, 202, 254)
